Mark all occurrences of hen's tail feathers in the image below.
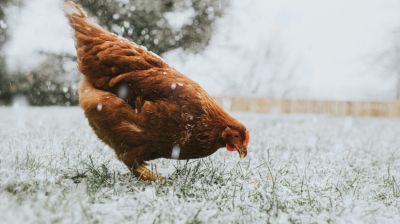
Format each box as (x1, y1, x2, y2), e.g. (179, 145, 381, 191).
(63, 0, 167, 83)
(64, 0, 109, 40)
(64, 0, 87, 19)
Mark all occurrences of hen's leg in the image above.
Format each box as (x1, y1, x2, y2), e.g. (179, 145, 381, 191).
(119, 151, 165, 182)
(133, 164, 166, 182)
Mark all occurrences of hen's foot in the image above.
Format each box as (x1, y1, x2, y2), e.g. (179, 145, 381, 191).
(133, 165, 166, 182)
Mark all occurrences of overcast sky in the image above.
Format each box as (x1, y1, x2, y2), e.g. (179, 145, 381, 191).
(4, 0, 400, 100)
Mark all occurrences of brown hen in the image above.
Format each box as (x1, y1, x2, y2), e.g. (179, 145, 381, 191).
(65, 1, 249, 181)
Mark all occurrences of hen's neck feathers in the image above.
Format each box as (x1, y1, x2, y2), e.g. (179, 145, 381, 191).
(201, 95, 245, 131)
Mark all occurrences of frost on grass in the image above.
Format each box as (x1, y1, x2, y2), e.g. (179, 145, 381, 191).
(0, 107, 400, 223)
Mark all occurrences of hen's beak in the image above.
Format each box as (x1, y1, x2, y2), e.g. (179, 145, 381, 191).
(236, 146, 247, 159)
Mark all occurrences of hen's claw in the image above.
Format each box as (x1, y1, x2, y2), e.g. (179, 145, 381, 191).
(133, 165, 166, 183)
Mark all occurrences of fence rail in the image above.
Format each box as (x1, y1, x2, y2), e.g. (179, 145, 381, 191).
(215, 97, 400, 117)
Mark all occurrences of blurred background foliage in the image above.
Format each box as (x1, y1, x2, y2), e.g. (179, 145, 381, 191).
(0, 0, 14, 104)
(0, 0, 226, 105)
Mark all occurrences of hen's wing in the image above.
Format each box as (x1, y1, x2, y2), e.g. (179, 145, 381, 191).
(79, 77, 181, 149)
(108, 68, 207, 108)
(64, 1, 168, 88)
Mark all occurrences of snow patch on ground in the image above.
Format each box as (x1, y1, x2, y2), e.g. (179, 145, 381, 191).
(1, 107, 400, 223)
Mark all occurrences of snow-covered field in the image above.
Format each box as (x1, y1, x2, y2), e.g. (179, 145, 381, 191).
(1, 107, 400, 223)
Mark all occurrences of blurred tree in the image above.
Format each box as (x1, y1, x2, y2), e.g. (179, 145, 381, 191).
(0, 0, 226, 105)
(76, 0, 226, 54)
(0, 0, 13, 46)
(0, 0, 25, 104)
(0, 0, 12, 104)
(5, 54, 79, 106)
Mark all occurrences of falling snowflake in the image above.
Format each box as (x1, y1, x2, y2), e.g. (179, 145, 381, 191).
(118, 84, 129, 99)
(178, 83, 184, 87)
(171, 83, 177, 90)
(62, 87, 68, 93)
(0, 20, 7, 29)
(112, 14, 120, 20)
(97, 104, 103, 111)
(171, 145, 181, 159)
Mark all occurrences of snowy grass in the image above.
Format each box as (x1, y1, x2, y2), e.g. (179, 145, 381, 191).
(1, 107, 400, 223)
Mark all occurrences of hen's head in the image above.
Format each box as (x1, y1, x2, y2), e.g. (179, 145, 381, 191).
(221, 126, 250, 158)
